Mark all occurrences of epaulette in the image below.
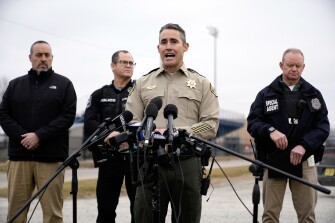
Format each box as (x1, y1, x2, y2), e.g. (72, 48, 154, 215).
(187, 68, 198, 73)
(144, 67, 160, 76)
(187, 68, 205, 77)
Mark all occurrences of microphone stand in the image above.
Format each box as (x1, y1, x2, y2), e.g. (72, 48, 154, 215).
(248, 140, 263, 223)
(249, 163, 262, 223)
(181, 132, 331, 223)
(7, 121, 115, 223)
(152, 156, 161, 223)
(69, 158, 79, 223)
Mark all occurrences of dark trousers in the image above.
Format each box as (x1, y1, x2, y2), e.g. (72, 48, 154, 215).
(96, 155, 136, 223)
(134, 157, 203, 223)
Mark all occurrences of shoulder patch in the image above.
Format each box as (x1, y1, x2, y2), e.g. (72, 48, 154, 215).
(210, 83, 218, 97)
(306, 96, 322, 112)
(86, 95, 92, 108)
(144, 67, 159, 76)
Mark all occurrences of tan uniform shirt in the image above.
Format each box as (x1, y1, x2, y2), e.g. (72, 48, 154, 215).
(126, 63, 219, 140)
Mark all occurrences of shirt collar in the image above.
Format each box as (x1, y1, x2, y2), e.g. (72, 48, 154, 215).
(156, 63, 189, 77)
(279, 77, 302, 92)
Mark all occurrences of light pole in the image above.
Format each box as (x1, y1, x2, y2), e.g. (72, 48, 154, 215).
(207, 26, 218, 91)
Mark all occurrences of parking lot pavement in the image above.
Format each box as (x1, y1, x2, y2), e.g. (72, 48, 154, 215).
(1, 157, 334, 222)
(1, 174, 334, 223)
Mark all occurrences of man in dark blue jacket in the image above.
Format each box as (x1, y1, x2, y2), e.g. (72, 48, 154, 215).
(84, 50, 136, 223)
(0, 40, 77, 223)
(247, 48, 329, 223)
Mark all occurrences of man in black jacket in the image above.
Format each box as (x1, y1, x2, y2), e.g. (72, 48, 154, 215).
(247, 48, 330, 223)
(0, 40, 77, 223)
(84, 50, 136, 223)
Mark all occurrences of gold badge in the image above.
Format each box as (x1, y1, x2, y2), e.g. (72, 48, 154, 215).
(186, 79, 196, 89)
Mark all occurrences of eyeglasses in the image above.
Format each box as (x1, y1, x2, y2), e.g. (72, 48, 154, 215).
(116, 60, 136, 67)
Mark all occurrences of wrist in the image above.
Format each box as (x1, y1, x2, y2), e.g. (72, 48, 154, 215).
(268, 126, 276, 134)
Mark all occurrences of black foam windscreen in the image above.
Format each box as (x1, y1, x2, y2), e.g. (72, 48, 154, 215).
(145, 103, 159, 119)
(150, 97, 163, 111)
(163, 104, 178, 119)
(122, 110, 133, 123)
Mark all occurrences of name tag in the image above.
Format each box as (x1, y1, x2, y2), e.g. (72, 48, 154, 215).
(264, 97, 279, 114)
(101, 98, 116, 103)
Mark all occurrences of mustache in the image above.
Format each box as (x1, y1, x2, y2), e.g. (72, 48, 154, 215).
(38, 61, 49, 67)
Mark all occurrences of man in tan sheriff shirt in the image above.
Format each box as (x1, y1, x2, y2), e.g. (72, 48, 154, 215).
(125, 23, 219, 223)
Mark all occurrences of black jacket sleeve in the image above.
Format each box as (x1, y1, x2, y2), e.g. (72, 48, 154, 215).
(84, 89, 102, 138)
(0, 80, 28, 141)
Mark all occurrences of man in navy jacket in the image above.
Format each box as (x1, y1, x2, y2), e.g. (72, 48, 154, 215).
(247, 48, 329, 223)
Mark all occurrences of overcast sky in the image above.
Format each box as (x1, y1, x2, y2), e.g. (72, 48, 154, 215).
(0, 0, 334, 128)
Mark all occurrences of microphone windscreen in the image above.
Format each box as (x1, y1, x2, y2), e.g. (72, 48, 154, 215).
(122, 110, 133, 123)
(163, 104, 178, 119)
(150, 97, 163, 111)
(145, 103, 158, 119)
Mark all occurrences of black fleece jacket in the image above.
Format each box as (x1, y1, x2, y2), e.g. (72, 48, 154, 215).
(0, 68, 77, 162)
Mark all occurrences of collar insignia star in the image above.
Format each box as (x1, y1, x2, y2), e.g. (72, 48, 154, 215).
(186, 79, 196, 89)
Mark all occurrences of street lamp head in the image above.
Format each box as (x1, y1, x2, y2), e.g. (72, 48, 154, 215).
(207, 26, 218, 38)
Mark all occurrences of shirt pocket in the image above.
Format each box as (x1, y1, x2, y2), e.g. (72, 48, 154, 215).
(177, 90, 202, 119)
(142, 90, 165, 107)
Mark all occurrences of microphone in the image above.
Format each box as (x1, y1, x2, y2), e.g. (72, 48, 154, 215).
(150, 96, 163, 111)
(143, 103, 159, 146)
(109, 132, 130, 148)
(139, 97, 163, 127)
(91, 110, 133, 145)
(105, 110, 133, 132)
(163, 104, 178, 144)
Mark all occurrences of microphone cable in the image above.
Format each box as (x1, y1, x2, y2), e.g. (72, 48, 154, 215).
(160, 152, 184, 223)
(26, 186, 48, 223)
(213, 157, 258, 222)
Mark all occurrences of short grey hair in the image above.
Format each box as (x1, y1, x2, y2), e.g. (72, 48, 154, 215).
(282, 48, 304, 62)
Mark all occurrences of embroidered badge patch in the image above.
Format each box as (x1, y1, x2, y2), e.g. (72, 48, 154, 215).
(86, 96, 92, 108)
(210, 83, 217, 97)
(311, 98, 321, 110)
(128, 84, 136, 96)
(127, 86, 133, 94)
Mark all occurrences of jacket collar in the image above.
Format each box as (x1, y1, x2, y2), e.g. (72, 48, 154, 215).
(28, 68, 54, 81)
(270, 74, 313, 93)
